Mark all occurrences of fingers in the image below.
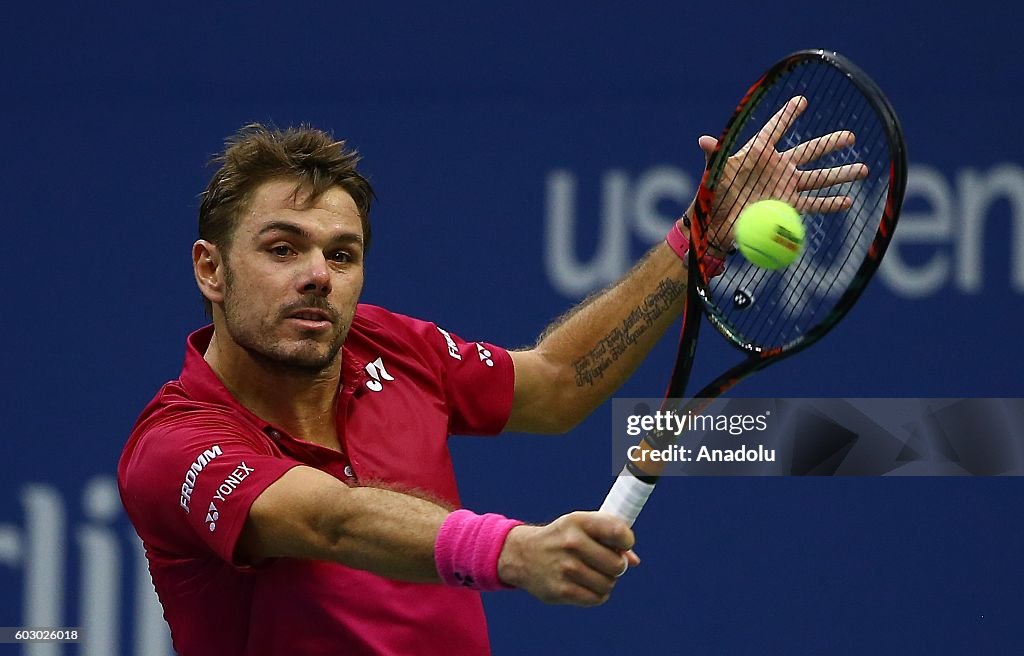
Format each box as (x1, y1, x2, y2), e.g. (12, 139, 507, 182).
(554, 580, 615, 607)
(579, 511, 635, 552)
(706, 97, 868, 222)
(767, 96, 808, 147)
(787, 130, 856, 165)
(698, 135, 718, 165)
(741, 95, 807, 154)
(797, 163, 869, 192)
(561, 555, 619, 602)
(510, 512, 640, 607)
(794, 195, 853, 214)
(563, 512, 634, 579)
(554, 516, 635, 602)
(615, 550, 641, 578)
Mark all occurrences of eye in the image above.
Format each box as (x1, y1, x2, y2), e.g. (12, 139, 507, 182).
(328, 250, 354, 264)
(270, 244, 294, 257)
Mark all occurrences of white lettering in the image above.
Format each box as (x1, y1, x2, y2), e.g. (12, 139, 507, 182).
(696, 445, 776, 462)
(22, 484, 65, 652)
(213, 462, 255, 503)
(78, 477, 121, 655)
(626, 444, 686, 462)
(178, 445, 223, 513)
(544, 169, 630, 296)
(632, 166, 692, 243)
(3, 479, 174, 655)
(547, 163, 1024, 301)
(880, 165, 954, 297)
(436, 327, 462, 360)
(957, 164, 1024, 292)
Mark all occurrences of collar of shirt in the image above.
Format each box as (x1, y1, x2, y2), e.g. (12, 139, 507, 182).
(178, 324, 364, 481)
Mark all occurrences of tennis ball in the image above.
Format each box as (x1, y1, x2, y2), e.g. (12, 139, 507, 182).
(734, 200, 805, 270)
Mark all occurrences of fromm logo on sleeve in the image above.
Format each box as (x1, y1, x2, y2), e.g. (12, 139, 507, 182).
(179, 445, 223, 513)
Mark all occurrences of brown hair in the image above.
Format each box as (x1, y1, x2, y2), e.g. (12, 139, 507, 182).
(198, 123, 375, 314)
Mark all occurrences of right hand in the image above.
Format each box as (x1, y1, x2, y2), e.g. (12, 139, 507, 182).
(497, 511, 640, 606)
(697, 96, 867, 249)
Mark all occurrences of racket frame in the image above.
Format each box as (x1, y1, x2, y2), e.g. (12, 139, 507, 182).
(604, 49, 908, 518)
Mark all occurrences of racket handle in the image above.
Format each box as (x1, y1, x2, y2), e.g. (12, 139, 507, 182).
(599, 467, 657, 527)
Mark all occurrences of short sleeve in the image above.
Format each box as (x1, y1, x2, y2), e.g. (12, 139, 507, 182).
(119, 410, 301, 566)
(374, 308, 515, 436)
(438, 332, 515, 435)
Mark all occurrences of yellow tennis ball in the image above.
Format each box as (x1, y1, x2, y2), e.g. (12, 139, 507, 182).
(734, 200, 805, 270)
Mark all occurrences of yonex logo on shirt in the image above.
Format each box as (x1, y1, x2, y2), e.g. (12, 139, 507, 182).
(205, 502, 219, 532)
(365, 357, 396, 392)
(475, 344, 494, 367)
(212, 462, 255, 503)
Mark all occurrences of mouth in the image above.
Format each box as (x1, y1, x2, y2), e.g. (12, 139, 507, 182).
(284, 307, 335, 331)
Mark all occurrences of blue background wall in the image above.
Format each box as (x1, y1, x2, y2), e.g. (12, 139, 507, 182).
(2, 2, 1022, 654)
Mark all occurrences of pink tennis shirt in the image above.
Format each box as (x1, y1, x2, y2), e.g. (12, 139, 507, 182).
(118, 304, 515, 655)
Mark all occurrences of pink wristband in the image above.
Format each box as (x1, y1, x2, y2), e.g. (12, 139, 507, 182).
(434, 509, 524, 591)
(665, 219, 728, 277)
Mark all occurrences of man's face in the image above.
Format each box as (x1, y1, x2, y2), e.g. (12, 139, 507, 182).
(217, 179, 365, 372)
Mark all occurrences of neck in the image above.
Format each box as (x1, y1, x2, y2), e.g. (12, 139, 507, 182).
(203, 328, 342, 449)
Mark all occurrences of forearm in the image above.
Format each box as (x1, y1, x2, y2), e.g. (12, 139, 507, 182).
(508, 233, 687, 432)
(323, 485, 452, 582)
(560, 243, 686, 390)
(242, 468, 638, 604)
(240, 466, 450, 583)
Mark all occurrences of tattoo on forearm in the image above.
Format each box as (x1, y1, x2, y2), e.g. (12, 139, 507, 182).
(573, 278, 685, 387)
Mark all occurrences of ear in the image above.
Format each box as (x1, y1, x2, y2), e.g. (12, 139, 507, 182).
(193, 240, 226, 305)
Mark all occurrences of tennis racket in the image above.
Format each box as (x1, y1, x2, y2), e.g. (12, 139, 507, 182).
(600, 49, 907, 525)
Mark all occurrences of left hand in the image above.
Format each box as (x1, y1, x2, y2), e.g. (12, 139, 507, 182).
(697, 95, 869, 251)
(497, 511, 639, 607)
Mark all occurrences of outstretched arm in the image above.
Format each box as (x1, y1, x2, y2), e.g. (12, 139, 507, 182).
(239, 466, 638, 605)
(506, 233, 689, 434)
(507, 99, 867, 434)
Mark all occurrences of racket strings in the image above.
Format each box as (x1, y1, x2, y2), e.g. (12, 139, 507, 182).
(745, 116, 882, 342)
(779, 90, 888, 333)
(709, 60, 842, 337)
(700, 59, 893, 350)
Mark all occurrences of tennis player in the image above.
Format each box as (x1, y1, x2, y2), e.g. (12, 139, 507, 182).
(118, 116, 835, 655)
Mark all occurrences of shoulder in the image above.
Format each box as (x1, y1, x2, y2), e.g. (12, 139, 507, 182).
(353, 303, 438, 335)
(349, 303, 452, 367)
(118, 390, 272, 498)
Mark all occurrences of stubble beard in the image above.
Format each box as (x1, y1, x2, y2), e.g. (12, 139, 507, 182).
(221, 284, 352, 375)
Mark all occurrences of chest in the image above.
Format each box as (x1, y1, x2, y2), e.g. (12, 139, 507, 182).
(269, 351, 461, 505)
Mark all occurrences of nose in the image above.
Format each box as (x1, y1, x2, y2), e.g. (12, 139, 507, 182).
(299, 253, 332, 296)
